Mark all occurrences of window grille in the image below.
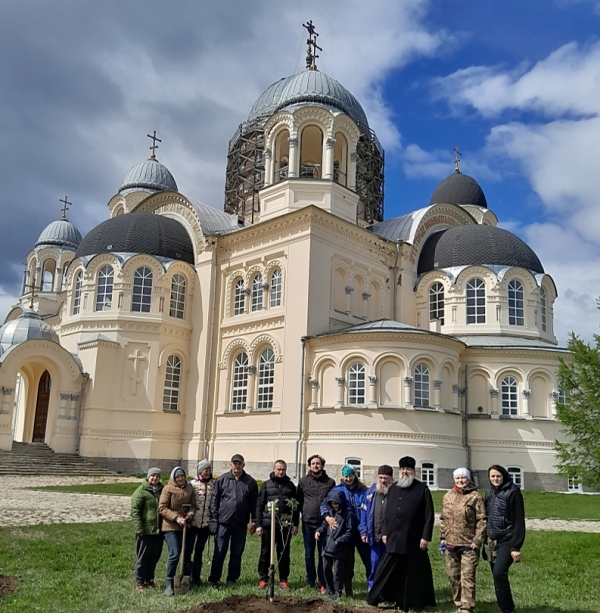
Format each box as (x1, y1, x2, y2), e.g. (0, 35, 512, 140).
(132, 267, 152, 312)
(251, 274, 263, 312)
(414, 364, 430, 407)
(508, 280, 524, 326)
(233, 279, 245, 316)
(73, 272, 82, 315)
(501, 376, 519, 415)
(256, 348, 275, 410)
(95, 266, 114, 311)
(169, 274, 186, 319)
(231, 352, 248, 411)
(429, 282, 444, 324)
(270, 268, 282, 308)
(348, 362, 366, 405)
(466, 278, 486, 324)
(420, 461, 437, 487)
(162, 355, 182, 412)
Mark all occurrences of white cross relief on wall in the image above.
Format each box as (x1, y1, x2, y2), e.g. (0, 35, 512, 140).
(128, 349, 147, 395)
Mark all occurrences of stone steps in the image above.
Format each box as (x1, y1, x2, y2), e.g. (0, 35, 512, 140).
(0, 443, 117, 476)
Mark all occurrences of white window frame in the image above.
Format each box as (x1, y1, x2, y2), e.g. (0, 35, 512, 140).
(231, 352, 249, 412)
(162, 354, 182, 412)
(414, 363, 430, 408)
(95, 266, 114, 312)
(507, 466, 524, 489)
(270, 267, 282, 308)
(429, 282, 444, 324)
(233, 279, 245, 316)
(72, 271, 82, 315)
(345, 457, 363, 480)
(567, 476, 582, 493)
(132, 267, 153, 313)
(348, 362, 366, 405)
(251, 274, 264, 312)
(256, 348, 275, 411)
(169, 274, 186, 319)
(420, 461, 437, 488)
(501, 376, 519, 416)
(466, 278, 486, 324)
(508, 279, 524, 326)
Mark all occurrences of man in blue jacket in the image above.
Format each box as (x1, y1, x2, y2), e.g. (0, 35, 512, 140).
(208, 454, 258, 588)
(360, 464, 394, 590)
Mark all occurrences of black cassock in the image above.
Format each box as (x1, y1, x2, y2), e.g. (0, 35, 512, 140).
(366, 479, 436, 611)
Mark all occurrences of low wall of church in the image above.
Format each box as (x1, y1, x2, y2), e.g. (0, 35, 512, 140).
(84, 455, 182, 475)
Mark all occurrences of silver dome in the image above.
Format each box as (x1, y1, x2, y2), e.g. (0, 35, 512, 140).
(248, 76, 294, 122)
(118, 158, 178, 195)
(0, 310, 60, 358)
(35, 219, 83, 251)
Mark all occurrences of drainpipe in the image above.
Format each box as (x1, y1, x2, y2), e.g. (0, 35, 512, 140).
(202, 234, 220, 460)
(463, 365, 471, 469)
(392, 240, 401, 321)
(75, 373, 90, 455)
(294, 336, 308, 482)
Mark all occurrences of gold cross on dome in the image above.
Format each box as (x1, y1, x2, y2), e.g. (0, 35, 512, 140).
(59, 195, 72, 219)
(453, 145, 462, 174)
(147, 130, 162, 159)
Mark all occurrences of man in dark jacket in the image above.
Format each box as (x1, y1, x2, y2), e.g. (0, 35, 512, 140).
(367, 456, 436, 611)
(297, 454, 335, 591)
(208, 454, 258, 588)
(256, 459, 299, 590)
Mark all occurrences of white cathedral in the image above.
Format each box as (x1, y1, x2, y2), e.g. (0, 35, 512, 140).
(0, 33, 574, 491)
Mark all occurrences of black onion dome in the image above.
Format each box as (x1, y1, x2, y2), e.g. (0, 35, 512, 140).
(418, 225, 544, 275)
(76, 213, 194, 264)
(430, 173, 487, 209)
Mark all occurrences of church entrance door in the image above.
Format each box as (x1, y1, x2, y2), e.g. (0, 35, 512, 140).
(33, 370, 51, 443)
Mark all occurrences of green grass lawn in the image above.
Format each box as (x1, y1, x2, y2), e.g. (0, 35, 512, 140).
(36, 483, 600, 520)
(1, 522, 599, 612)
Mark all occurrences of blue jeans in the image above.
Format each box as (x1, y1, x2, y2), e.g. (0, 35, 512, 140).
(164, 530, 190, 581)
(302, 522, 325, 586)
(208, 523, 247, 584)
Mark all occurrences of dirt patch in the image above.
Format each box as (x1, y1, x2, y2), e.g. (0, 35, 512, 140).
(183, 594, 374, 613)
(0, 575, 17, 597)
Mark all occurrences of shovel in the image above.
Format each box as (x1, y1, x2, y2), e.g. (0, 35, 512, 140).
(174, 504, 191, 595)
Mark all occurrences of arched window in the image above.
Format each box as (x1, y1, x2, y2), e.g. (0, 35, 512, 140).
(501, 376, 518, 415)
(169, 274, 186, 319)
(132, 267, 153, 312)
(414, 363, 430, 407)
(333, 132, 348, 186)
(72, 271, 82, 315)
(231, 352, 249, 412)
(429, 282, 444, 324)
(420, 461, 437, 488)
(251, 274, 263, 312)
(506, 466, 523, 489)
(257, 348, 275, 410)
(95, 266, 114, 311)
(233, 279, 245, 316)
(270, 267, 282, 308)
(540, 287, 547, 332)
(348, 362, 366, 405)
(508, 280, 524, 326)
(345, 458, 363, 480)
(274, 129, 290, 182)
(466, 278, 486, 324)
(162, 355, 182, 412)
(42, 270, 53, 292)
(300, 125, 323, 179)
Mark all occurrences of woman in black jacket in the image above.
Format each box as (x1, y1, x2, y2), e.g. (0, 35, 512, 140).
(485, 465, 526, 613)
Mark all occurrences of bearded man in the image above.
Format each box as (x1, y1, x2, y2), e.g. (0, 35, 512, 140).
(360, 464, 394, 590)
(366, 456, 436, 612)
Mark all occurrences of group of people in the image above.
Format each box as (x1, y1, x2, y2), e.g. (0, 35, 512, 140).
(130, 453, 525, 613)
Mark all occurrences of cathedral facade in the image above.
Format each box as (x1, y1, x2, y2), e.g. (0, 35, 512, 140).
(0, 52, 574, 491)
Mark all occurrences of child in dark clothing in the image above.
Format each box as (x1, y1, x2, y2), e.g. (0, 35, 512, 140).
(315, 489, 353, 600)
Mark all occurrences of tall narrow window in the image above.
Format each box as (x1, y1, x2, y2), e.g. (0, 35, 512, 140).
(348, 362, 366, 405)
(333, 132, 348, 186)
(95, 266, 114, 311)
(72, 272, 82, 315)
(274, 129, 290, 182)
(501, 376, 518, 415)
(163, 355, 182, 412)
(429, 282, 444, 324)
(169, 274, 186, 319)
(257, 348, 275, 410)
(270, 268, 282, 308)
(466, 278, 486, 324)
(540, 287, 547, 332)
(300, 125, 323, 179)
(420, 462, 437, 488)
(132, 267, 153, 312)
(233, 279, 245, 316)
(231, 352, 249, 411)
(251, 274, 263, 312)
(414, 364, 430, 407)
(508, 280, 524, 326)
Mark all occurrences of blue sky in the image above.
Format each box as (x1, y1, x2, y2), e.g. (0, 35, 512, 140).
(1, 0, 599, 343)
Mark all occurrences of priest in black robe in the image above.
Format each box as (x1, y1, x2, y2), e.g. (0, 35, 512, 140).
(366, 456, 436, 612)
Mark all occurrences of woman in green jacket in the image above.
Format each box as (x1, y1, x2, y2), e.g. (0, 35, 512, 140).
(131, 467, 164, 590)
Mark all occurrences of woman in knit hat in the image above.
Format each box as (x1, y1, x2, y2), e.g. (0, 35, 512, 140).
(188, 460, 215, 586)
(130, 468, 164, 590)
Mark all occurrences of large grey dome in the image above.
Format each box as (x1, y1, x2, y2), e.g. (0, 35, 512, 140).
(418, 225, 544, 275)
(119, 158, 178, 195)
(0, 310, 59, 358)
(75, 212, 194, 264)
(248, 76, 294, 122)
(430, 172, 487, 209)
(35, 219, 83, 251)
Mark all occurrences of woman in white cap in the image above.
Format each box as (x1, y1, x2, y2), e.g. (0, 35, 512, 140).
(189, 459, 215, 586)
(439, 467, 487, 613)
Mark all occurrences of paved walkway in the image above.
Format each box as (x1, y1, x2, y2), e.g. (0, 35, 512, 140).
(0, 476, 599, 532)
